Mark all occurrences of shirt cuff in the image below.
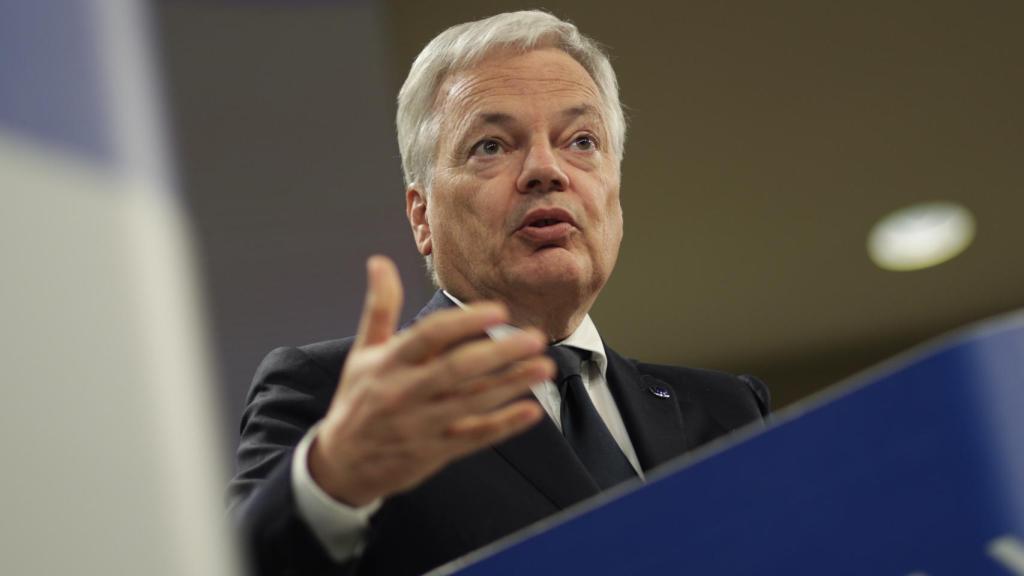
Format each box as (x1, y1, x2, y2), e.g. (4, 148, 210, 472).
(291, 421, 382, 562)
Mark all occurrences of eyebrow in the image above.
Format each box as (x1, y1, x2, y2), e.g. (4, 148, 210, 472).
(560, 104, 601, 122)
(457, 104, 604, 147)
(470, 105, 599, 127)
(467, 111, 515, 131)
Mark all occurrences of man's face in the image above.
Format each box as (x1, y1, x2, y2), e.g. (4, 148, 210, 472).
(408, 48, 623, 309)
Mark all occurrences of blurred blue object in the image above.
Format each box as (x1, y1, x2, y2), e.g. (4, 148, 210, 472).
(0, 0, 112, 162)
(443, 311, 1024, 575)
(1, 1, 237, 574)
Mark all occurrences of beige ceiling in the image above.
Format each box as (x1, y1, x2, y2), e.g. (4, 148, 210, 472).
(384, 1, 1024, 405)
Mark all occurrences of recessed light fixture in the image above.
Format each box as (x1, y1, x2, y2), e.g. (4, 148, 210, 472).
(867, 201, 976, 271)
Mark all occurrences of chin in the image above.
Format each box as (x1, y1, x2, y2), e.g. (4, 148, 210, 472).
(508, 254, 589, 293)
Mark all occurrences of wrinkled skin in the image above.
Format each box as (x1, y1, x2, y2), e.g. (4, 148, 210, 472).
(311, 48, 623, 508)
(408, 48, 623, 341)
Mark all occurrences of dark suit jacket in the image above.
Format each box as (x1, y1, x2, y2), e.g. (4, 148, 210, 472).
(229, 291, 770, 575)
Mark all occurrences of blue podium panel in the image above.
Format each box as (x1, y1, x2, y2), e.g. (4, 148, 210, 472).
(440, 312, 1024, 575)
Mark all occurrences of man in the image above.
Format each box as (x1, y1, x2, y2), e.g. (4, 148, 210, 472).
(229, 10, 769, 576)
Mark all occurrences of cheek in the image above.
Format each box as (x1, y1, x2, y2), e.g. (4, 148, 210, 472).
(593, 174, 622, 231)
(431, 180, 506, 248)
(604, 206, 624, 253)
(467, 156, 515, 180)
(597, 180, 623, 253)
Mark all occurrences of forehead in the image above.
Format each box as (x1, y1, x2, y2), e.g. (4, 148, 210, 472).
(436, 48, 603, 123)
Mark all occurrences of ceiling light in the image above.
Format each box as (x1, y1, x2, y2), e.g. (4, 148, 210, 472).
(867, 201, 975, 271)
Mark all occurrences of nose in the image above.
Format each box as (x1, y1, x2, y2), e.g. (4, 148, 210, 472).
(515, 141, 570, 194)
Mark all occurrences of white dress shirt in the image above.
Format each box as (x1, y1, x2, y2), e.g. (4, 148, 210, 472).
(291, 292, 643, 561)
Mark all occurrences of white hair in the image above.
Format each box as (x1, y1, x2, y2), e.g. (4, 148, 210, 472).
(396, 10, 627, 191)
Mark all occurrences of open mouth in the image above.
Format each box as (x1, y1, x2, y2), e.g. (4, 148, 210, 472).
(519, 207, 577, 231)
(529, 218, 562, 227)
(517, 207, 577, 245)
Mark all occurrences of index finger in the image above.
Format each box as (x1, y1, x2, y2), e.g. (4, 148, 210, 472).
(353, 255, 403, 350)
(389, 303, 508, 365)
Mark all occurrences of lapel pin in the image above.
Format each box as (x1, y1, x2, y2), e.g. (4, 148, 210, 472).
(648, 385, 671, 399)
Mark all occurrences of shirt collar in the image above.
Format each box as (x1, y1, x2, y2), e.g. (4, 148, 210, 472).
(441, 290, 607, 378)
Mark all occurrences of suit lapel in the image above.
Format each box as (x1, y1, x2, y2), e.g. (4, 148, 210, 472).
(410, 290, 457, 323)
(604, 346, 690, 472)
(410, 292, 600, 508)
(491, 412, 600, 509)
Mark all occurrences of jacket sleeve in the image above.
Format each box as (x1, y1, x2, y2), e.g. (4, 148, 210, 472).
(227, 345, 355, 576)
(738, 374, 771, 418)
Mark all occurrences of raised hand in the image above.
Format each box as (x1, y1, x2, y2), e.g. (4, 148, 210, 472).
(308, 255, 553, 506)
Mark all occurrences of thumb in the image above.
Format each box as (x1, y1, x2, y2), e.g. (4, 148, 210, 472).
(353, 255, 403, 350)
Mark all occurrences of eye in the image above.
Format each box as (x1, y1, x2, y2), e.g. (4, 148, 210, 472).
(570, 134, 598, 151)
(470, 138, 505, 157)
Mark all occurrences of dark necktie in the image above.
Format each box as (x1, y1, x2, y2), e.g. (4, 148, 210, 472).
(547, 346, 637, 490)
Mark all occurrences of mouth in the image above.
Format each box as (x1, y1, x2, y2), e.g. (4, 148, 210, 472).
(529, 218, 562, 227)
(516, 207, 578, 246)
(518, 207, 578, 231)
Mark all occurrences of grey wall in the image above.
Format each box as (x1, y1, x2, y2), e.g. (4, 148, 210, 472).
(157, 1, 430, 452)
(387, 0, 1024, 406)
(157, 0, 1024, 452)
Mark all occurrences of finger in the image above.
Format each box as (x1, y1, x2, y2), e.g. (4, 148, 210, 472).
(444, 400, 544, 450)
(422, 357, 552, 428)
(354, 255, 403, 350)
(408, 328, 547, 399)
(432, 355, 554, 400)
(389, 302, 509, 364)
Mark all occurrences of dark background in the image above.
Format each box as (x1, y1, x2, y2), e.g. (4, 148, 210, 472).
(155, 0, 1024, 454)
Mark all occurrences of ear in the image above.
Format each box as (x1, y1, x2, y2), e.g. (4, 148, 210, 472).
(406, 184, 432, 256)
